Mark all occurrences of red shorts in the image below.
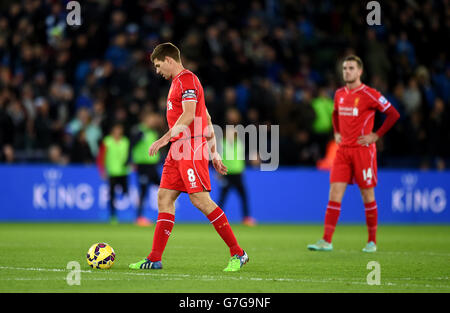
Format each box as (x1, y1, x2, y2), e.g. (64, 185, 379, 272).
(330, 144, 378, 188)
(160, 137, 211, 194)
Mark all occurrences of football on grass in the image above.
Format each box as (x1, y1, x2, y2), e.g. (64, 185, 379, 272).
(86, 243, 115, 269)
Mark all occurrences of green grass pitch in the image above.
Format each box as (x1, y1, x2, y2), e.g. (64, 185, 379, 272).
(0, 223, 449, 293)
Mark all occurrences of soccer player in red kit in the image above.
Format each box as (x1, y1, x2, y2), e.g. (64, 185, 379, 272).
(308, 55, 400, 253)
(129, 43, 249, 271)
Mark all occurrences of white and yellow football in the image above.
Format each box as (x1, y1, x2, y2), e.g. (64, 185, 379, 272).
(86, 243, 115, 269)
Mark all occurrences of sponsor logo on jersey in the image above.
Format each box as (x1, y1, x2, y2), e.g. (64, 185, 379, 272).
(339, 106, 357, 116)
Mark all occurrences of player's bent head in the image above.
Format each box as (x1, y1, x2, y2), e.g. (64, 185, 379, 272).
(150, 42, 181, 64)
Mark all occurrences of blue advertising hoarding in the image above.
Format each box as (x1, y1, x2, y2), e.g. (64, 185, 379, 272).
(0, 165, 448, 223)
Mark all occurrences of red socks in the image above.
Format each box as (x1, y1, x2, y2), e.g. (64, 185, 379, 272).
(207, 207, 243, 257)
(364, 201, 378, 243)
(147, 212, 175, 262)
(148, 208, 243, 261)
(323, 201, 341, 243)
(322, 200, 378, 244)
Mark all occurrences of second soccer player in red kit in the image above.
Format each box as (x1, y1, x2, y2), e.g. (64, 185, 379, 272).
(129, 43, 249, 271)
(308, 55, 400, 253)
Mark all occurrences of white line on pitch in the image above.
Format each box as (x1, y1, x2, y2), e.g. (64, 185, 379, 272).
(1, 265, 449, 289)
(0, 266, 92, 273)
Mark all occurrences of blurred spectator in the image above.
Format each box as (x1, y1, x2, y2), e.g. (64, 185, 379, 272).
(364, 29, 391, 83)
(311, 87, 334, 155)
(49, 70, 73, 124)
(432, 65, 450, 104)
(1, 144, 15, 163)
(402, 77, 422, 115)
(48, 144, 68, 165)
(97, 123, 130, 224)
(6, 98, 27, 149)
(70, 129, 94, 164)
(105, 33, 130, 69)
(426, 98, 449, 170)
(33, 97, 53, 150)
(66, 107, 102, 157)
(217, 108, 256, 226)
(131, 110, 162, 226)
(396, 32, 416, 67)
(415, 66, 436, 109)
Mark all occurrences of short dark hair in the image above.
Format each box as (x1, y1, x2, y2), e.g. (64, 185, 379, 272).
(150, 42, 181, 63)
(343, 55, 363, 69)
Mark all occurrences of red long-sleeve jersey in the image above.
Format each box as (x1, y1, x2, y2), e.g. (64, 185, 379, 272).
(332, 84, 399, 146)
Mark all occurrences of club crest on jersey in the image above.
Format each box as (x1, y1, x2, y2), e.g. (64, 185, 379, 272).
(339, 97, 344, 104)
(167, 100, 173, 110)
(353, 97, 359, 116)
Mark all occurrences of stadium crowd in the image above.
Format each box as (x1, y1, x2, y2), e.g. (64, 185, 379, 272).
(0, 0, 449, 169)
